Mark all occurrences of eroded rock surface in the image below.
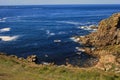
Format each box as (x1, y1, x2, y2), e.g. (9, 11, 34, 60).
(75, 13, 120, 72)
(79, 13, 120, 47)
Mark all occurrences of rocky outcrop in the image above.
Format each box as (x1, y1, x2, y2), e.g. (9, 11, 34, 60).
(0, 53, 38, 63)
(79, 13, 120, 47)
(27, 55, 37, 63)
(74, 13, 120, 72)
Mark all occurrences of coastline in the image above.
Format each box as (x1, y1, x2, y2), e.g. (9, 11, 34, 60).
(73, 13, 120, 71)
(0, 12, 120, 79)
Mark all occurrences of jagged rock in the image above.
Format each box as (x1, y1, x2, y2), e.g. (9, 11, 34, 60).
(79, 13, 120, 47)
(89, 25, 98, 30)
(10, 55, 18, 58)
(27, 55, 37, 63)
(18, 57, 24, 61)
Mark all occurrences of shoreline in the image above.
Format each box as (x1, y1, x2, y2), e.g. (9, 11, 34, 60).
(0, 13, 120, 69)
(73, 13, 120, 71)
(0, 51, 99, 67)
(0, 12, 120, 79)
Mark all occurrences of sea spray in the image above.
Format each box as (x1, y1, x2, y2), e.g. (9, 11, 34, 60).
(0, 35, 19, 41)
(0, 28, 11, 33)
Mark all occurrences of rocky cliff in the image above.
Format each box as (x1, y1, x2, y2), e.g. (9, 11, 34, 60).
(79, 13, 120, 47)
(74, 13, 120, 72)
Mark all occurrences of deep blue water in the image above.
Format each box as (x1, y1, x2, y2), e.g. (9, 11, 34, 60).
(0, 4, 120, 64)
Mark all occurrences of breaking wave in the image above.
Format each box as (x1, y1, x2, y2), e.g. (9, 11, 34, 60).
(0, 35, 19, 41)
(78, 25, 98, 31)
(0, 28, 11, 33)
(57, 21, 83, 25)
(0, 17, 7, 22)
(57, 21, 97, 26)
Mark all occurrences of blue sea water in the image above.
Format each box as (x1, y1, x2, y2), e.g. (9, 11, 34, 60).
(0, 4, 120, 64)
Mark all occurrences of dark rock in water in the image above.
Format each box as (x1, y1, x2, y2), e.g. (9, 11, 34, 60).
(79, 13, 120, 47)
(27, 55, 37, 63)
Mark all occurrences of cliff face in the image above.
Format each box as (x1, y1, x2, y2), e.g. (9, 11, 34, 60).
(76, 13, 120, 71)
(80, 13, 120, 47)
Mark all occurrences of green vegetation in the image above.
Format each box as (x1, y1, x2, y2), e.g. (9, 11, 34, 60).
(0, 54, 120, 80)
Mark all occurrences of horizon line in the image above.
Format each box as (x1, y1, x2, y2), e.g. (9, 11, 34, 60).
(0, 4, 120, 6)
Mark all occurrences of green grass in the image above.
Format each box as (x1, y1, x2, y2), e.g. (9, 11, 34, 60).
(0, 54, 120, 80)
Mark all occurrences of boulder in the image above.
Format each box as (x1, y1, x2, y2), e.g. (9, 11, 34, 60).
(10, 55, 18, 58)
(27, 55, 37, 63)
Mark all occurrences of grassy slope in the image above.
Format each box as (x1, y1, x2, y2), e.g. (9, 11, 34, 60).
(0, 54, 120, 80)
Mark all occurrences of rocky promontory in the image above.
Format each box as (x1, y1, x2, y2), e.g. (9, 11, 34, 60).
(75, 13, 120, 71)
(77, 13, 120, 47)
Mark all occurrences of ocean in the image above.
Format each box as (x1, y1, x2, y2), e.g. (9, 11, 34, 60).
(0, 4, 120, 65)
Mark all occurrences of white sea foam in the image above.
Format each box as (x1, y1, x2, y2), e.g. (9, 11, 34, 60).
(79, 26, 91, 30)
(76, 52, 82, 55)
(70, 37, 76, 42)
(0, 21, 5, 22)
(75, 47, 85, 52)
(0, 35, 19, 41)
(57, 21, 82, 25)
(2, 17, 7, 20)
(46, 30, 50, 34)
(0, 17, 7, 22)
(0, 28, 11, 33)
(49, 33, 55, 36)
(58, 31, 67, 35)
(46, 30, 55, 36)
(0, 19, 5, 22)
(70, 37, 80, 42)
(54, 40, 61, 43)
(78, 25, 98, 31)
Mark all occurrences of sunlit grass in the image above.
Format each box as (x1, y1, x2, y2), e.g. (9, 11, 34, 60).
(0, 54, 120, 80)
